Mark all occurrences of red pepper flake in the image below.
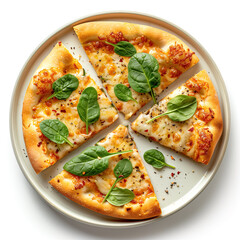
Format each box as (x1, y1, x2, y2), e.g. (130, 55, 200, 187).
(56, 149, 59, 154)
(97, 192, 104, 198)
(144, 129, 148, 132)
(58, 41, 62, 46)
(188, 127, 194, 132)
(37, 142, 42, 147)
(75, 180, 85, 190)
(171, 155, 175, 160)
(141, 174, 145, 179)
(56, 113, 60, 116)
(52, 109, 57, 112)
(177, 171, 181, 175)
(45, 100, 52, 107)
(87, 177, 91, 182)
(119, 58, 123, 62)
(74, 142, 77, 145)
(171, 173, 175, 178)
(60, 109, 66, 113)
(118, 175, 124, 178)
(123, 179, 127, 182)
(82, 172, 86, 175)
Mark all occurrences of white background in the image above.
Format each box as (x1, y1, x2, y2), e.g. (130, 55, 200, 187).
(2, 0, 239, 239)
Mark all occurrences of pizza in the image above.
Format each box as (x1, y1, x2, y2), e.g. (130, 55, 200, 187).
(49, 125, 161, 219)
(73, 21, 199, 119)
(132, 70, 223, 164)
(22, 42, 118, 174)
(21, 20, 224, 221)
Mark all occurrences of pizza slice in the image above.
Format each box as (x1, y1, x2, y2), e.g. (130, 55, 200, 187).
(22, 42, 118, 174)
(132, 70, 223, 165)
(73, 21, 199, 119)
(49, 125, 161, 219)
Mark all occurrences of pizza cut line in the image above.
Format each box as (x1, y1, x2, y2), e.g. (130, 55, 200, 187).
(74, 21, 199, 119)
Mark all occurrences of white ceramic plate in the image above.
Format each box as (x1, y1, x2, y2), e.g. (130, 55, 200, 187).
(10, 12, 230, 228)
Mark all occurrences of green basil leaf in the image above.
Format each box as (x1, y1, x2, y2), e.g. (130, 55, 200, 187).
(77, 87, 100, 134)
(128, 53, 161, 104)
(114, 84, 137, 103)
(106, 188, 135, 206)
(146, 95, 197, 123)
(144, 149, 175, 169)
(47, 74, 79, 100)
(63, 145, 133, 176)
(114, 159, 133, 179)
(105, 41, 136, 57)
(39, 119, 73, 147)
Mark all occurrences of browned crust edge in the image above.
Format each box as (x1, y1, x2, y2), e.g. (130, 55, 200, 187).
(49, 171, 161, 220)
(22, 43, 77, 174)
(195, 70, 223, 164)
(73, 21, 199, 67)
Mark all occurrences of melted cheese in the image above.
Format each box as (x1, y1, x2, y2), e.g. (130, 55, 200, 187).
(31, 60, 118, 165)
(132, 72, 214, 163)
(85, 40, 197, 119)
(95, 176, 112, 195)
(52, 125, 156, 204)
(95, 125, 153, 201)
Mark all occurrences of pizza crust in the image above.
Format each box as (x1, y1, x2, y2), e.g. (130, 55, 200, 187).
(49, 170, 160, 220)
(74, 21, 198, 67)
(22, 43, 76, 173)
(192, 70, 223, 164)
(22, 43, 73, 128)
(49, 125, 161, 219)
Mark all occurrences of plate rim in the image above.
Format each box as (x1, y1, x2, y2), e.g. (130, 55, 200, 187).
(10, 11, 231, 228)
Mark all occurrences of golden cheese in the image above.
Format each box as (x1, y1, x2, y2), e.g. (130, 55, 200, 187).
(132, 70, 222, 165)
(23, 43, 118, 173)
(84, 39, 197, 120)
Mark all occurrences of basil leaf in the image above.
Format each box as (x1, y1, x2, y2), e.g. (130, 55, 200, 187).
(128, 53, 161, 104)
(39, 119, 73, 147)
(47, 74, 79, 100)
(105, 41, 136, 57)
(63, 145, 133, 176)
(146, 95, 197, 123)
(114, 84, 137, 103)
(77, 87, 100, 134)
(106, 188, 135, 206)
(114, 159, 133, 179)
(144, 149, 175, 169)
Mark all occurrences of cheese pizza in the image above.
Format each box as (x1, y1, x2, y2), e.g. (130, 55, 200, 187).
(132, 70, 223, 164)
(49, 125, 161, 219)
(74, 21, 199, 119)
(22, 42, 118, 174)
